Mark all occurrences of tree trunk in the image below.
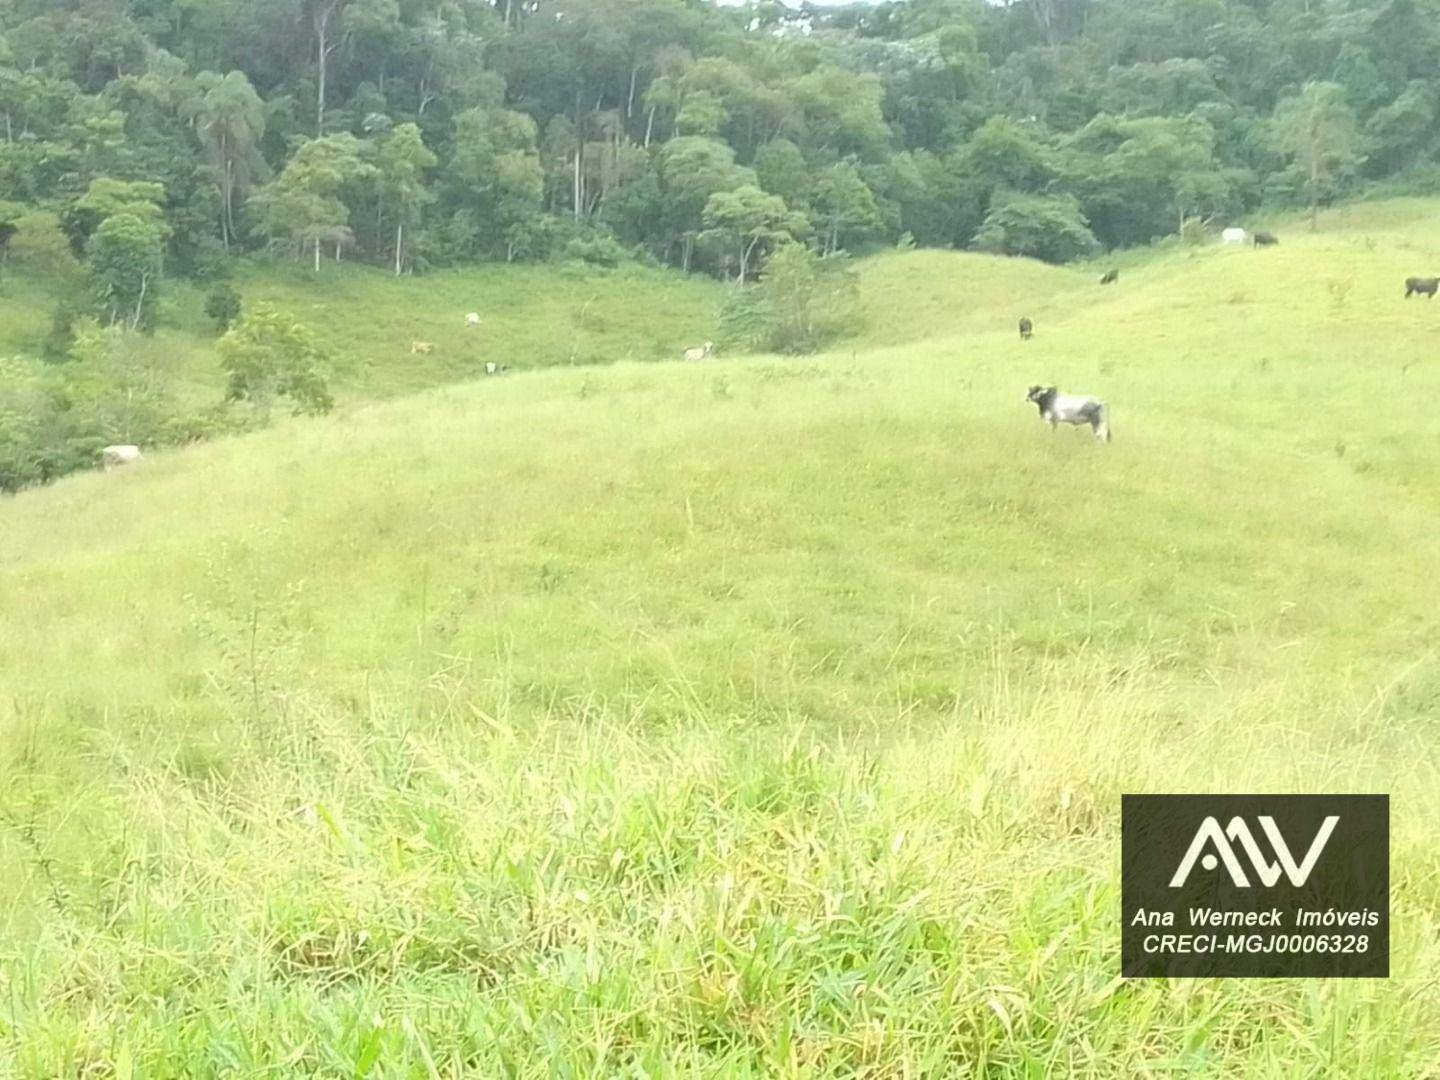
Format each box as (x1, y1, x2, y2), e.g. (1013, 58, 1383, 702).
(395, 221, 404, 276)
(314, 1, 343, 135)
(317, 15, 327, 134)
(314, 238, 322, 272)
(130, 272, 150, 331)
(741, 236, 760, 282)
(221, 149, 234, 252)
(644, 105, 655, 148)
(573, 148, 582, 219)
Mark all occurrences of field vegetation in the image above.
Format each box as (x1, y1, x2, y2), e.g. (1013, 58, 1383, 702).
(2, 199, 1438, 1075)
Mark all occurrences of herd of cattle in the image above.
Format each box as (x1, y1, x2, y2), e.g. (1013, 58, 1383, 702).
(91, 226, 1440, 473)
(1014, 223, 1422, 445)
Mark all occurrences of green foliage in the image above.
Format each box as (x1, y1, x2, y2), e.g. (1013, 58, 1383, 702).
(719, 243, 860, 354)
(972, 190, 1101, 264)
(1270, 82, 1368, 227)
(1, 0, 1438, 288)
(86, 212, 166, 330)
(698, 184, 807, 281)
(187, 70, 268, 252)
(217, 303, 334, 419)
(204, 282, 242, 331)
(60, 179, 169, 260)
(374, 122, 437, 275)
(249, 134, 375, 270)
(42, 302, 83, 363)
(0, 327, 175, 491)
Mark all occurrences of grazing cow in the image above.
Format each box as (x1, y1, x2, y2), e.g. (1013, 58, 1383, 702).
(1018, 317, 1033, 340)
(1221, 227, 1247, 244)
(1253, 231, 1279, 247)
(484, 361, 509, 375)
(1404, 277, 1438, 298)
(1099, 269, 1119, 285)
(101, 445, 143, 472)
(682, 341, 714, 362)
(466, 312, 481, 327)
(1026, 385, 1111, 443)
(411, 340, 435, 355)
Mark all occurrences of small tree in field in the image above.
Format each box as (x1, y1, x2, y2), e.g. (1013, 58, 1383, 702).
(0, 203, 19, 282)
(1271, 82, 1366, 230)
(87, 212, 167, 330)
(719, 243, 860, 354)
(204, 282, 242, 331)
(218, 303, 333, 420)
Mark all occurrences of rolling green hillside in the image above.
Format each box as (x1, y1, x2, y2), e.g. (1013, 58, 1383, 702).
(0, 224, 726, 407)
(2, 204, 1439, 1075)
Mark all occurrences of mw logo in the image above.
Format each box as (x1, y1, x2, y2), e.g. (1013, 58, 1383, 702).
(1169, 815, 1341, 888)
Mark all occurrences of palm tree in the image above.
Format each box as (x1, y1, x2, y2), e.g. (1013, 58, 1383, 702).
(189, 71, 267, 252)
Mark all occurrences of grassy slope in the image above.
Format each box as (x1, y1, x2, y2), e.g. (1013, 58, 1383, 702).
(2, 202, 1440, 1075)
(1, 225, 724, 407)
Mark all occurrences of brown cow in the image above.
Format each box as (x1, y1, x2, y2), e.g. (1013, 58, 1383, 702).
(1018, 317, 1033, 340)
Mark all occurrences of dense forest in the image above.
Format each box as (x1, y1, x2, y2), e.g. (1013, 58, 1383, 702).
(2, 0, 1439, 491)
(3, 0, 1438, 291)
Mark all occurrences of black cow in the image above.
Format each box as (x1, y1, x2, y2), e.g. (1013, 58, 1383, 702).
(1019, 317, 1033, 340)
(1253, 231, 1279, 247)
(1405, 277, 1438, 298)
(1099, 269, 1119, 285)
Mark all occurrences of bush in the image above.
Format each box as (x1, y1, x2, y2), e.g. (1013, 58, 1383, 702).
(1180, 217, 1210, 246)
(43, 303, 83, 363)
(204, 283, 243, 332)
(719, 243, 861, 355)
(218, 304, 334, 420)
(0, 329, 178, 492)
(972, 190, 1101, 264)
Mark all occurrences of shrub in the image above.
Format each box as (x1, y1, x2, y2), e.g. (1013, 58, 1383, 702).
(218, 304, 334, 420)
(205, 283, 243, 332)
(719, 243, 860, 355)
(971, 190, 1101, 264)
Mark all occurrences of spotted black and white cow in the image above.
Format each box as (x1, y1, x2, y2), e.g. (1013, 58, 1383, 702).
(1026, 385, 1111, 443)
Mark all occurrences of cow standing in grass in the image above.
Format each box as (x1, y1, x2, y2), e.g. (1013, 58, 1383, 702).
(1100, 269, 1119, 285)
(1026, 385, 1111, 443)
(101, 445, 143, 471)
(1404, 277, 1438, 298)
(1253, 231, 1279, 247)
(1019, 317, 1033, 340)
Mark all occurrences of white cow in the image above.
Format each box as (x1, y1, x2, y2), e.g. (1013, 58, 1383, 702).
(466, 312, 481, 327)
(1221, 227, 1247, 244)
(101, 445, 143, 471)
(682, 341, 714, 362)
(1025, 385, 1111, 443)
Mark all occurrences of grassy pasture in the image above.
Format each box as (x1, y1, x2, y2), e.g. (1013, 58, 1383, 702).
(1, 201, 1439, 1075)
(1, 217, 724, 407)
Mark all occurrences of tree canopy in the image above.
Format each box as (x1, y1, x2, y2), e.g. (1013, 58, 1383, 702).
(1, 0, 1438, 285)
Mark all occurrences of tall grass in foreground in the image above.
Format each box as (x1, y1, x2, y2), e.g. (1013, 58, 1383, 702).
(3, 651, 1437, 1076)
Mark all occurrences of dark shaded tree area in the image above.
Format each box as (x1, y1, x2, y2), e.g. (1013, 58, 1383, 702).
(2, 0, 1437, 280)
